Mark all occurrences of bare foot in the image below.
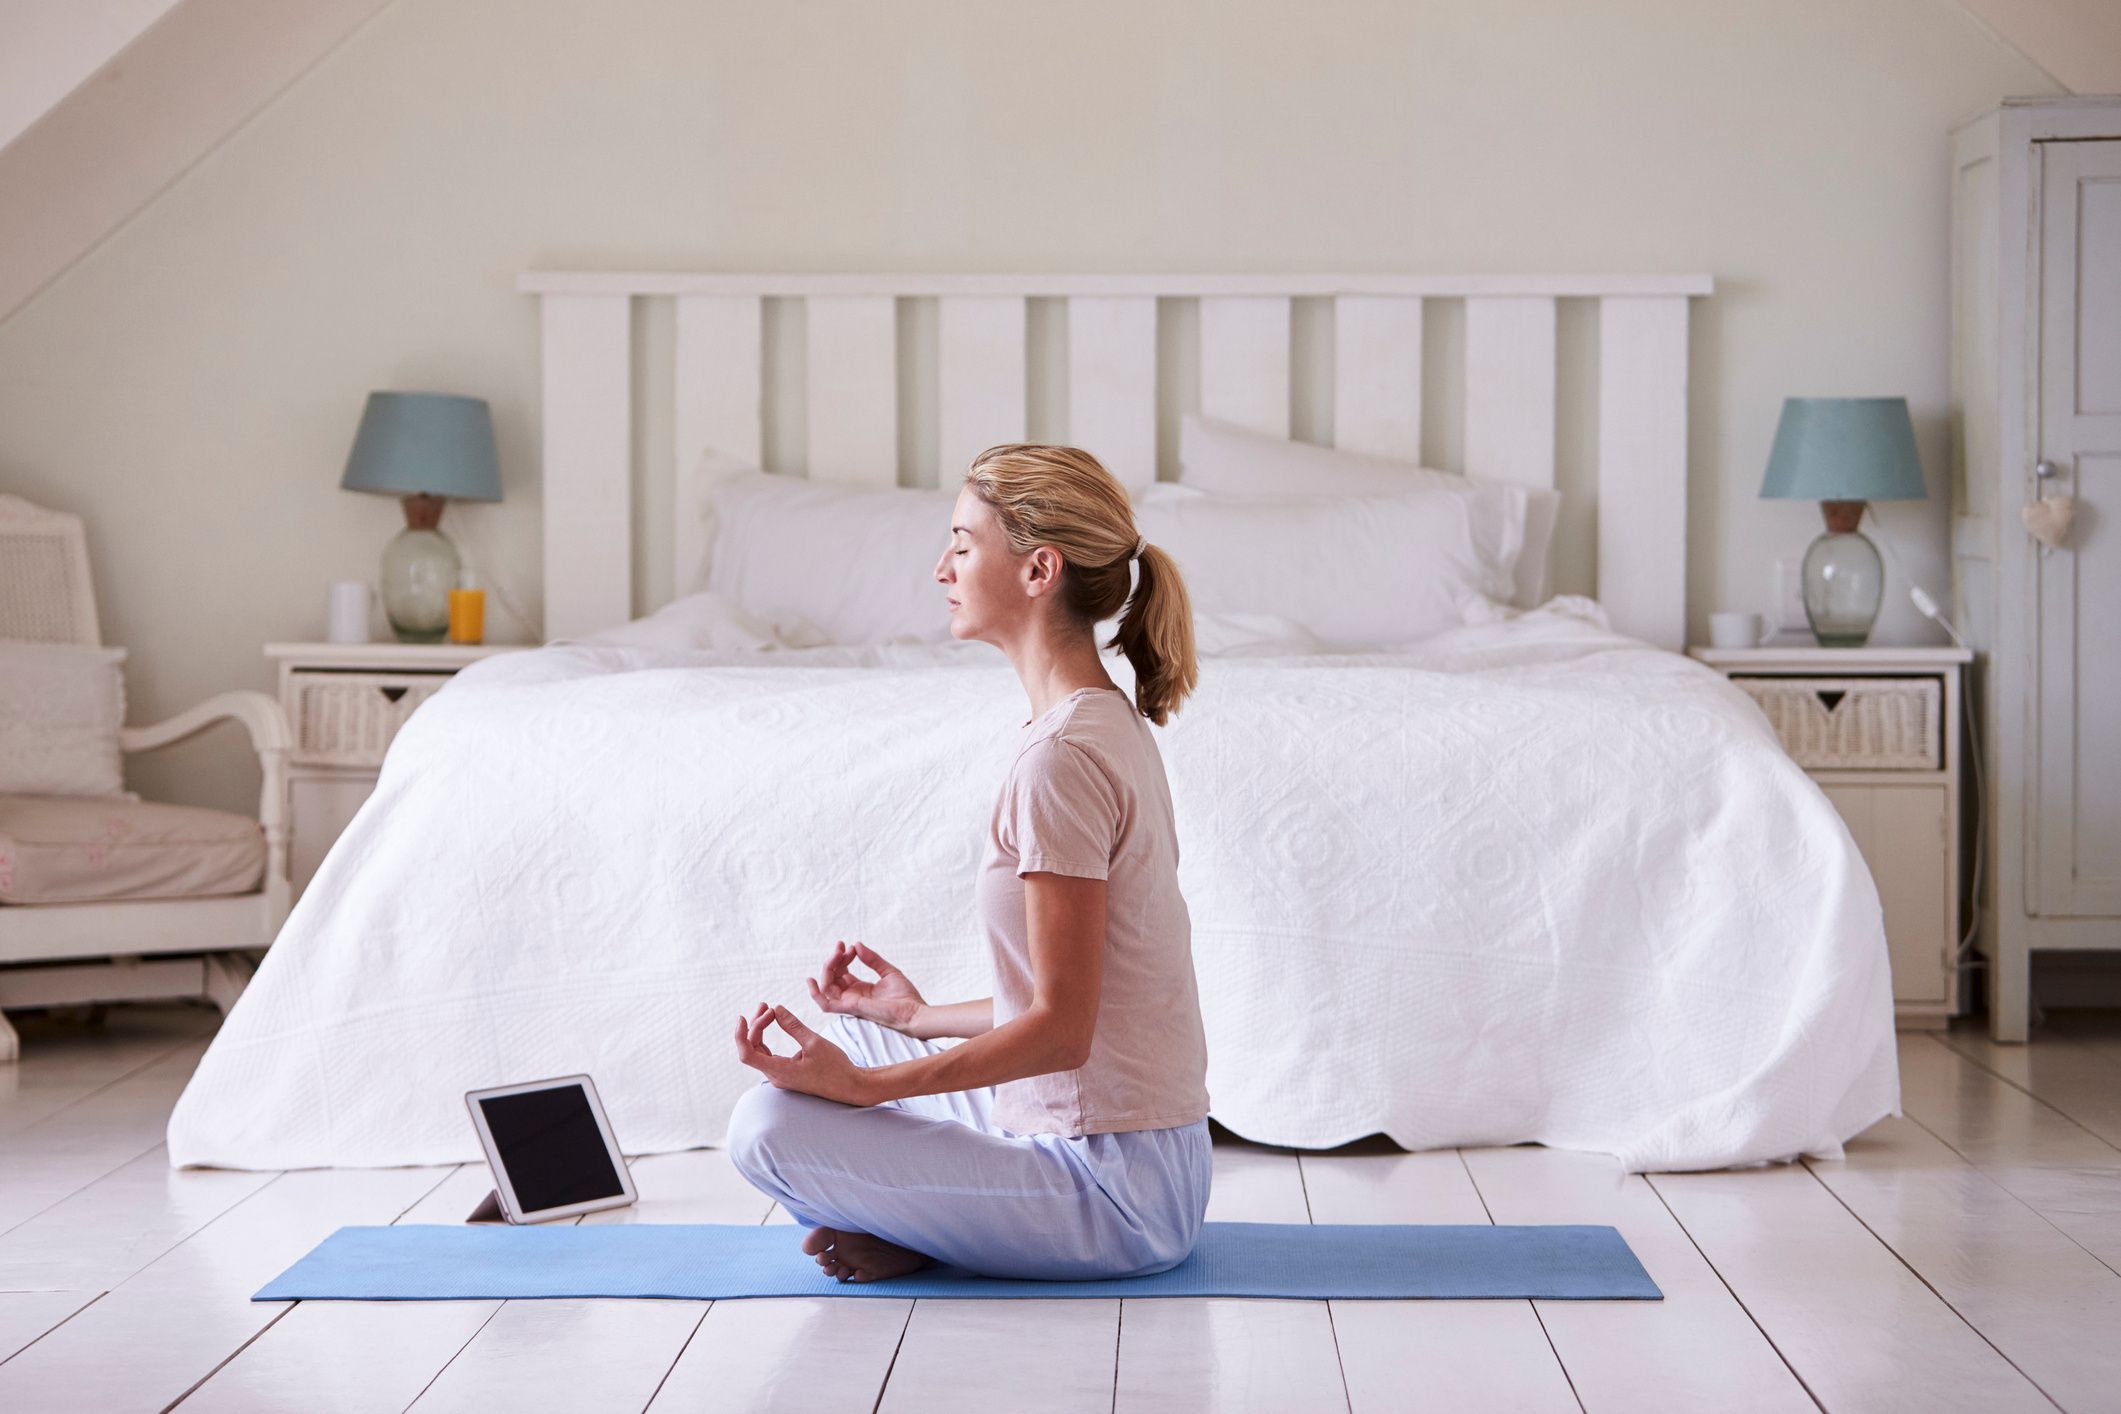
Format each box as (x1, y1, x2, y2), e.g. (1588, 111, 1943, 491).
(800, 1224, 936, 1283)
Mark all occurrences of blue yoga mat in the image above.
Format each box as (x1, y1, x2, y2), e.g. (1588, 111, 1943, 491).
(254, 1222, 1661, 1302)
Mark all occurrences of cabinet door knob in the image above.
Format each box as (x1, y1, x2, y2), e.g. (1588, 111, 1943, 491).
(2034, 459, 2060, 479)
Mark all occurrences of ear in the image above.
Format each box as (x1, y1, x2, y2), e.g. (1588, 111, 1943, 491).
(1025, 545, 1064, 595)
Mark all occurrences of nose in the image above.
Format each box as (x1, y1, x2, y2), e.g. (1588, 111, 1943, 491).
(934, 548, 952, 584)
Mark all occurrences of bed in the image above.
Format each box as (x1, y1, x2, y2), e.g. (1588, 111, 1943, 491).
(165, 272, 1900, 1175)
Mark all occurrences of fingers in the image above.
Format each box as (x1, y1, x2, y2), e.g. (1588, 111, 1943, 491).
(771, 1004, 818, 1043)
(735, 1008, 774, 1072)
(816, 942, 863, 1004)
(852, 941, 896, 976)
(819, 941, 852, 986)
(739, 1002, 821, 1060)
(745, 1005, 776, 1054)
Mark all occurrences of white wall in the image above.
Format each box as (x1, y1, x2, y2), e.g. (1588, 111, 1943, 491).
(0, 0, 2058, 815)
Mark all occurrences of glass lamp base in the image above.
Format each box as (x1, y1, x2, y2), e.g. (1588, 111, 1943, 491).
(381, 527, 461, 643)
(1801, 526, 1882, 647)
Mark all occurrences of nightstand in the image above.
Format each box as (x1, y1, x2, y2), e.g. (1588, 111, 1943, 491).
(1687, 645, 1974, 1029)
(266, 642, 524, 900)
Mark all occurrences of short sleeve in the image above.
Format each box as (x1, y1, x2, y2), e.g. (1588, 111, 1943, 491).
(1002, 738, 1119, 880)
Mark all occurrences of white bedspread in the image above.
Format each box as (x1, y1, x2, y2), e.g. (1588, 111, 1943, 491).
(167, 598, 1898, 1174)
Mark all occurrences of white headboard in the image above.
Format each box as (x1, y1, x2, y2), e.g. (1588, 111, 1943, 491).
(516, 272, 1712, 648)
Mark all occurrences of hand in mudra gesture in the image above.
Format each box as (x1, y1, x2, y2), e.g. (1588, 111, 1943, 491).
(809, 940, 926, 1032)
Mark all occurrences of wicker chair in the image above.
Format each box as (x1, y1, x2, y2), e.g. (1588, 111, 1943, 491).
(0, 493, 292, 1060)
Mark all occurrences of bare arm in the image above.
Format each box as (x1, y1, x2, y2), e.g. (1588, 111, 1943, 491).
(903, 997, 994, 1041)
(858, 872, 1104, 1104)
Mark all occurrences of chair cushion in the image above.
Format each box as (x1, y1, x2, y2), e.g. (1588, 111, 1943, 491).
(0, 642, 131, 797)
(0, 795, 265, 905)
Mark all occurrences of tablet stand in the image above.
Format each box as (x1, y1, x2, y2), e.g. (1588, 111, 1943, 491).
(467, 1190, 508, 1224)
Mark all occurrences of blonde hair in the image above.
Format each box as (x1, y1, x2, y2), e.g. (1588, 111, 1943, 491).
(962, 443, 1198, 727)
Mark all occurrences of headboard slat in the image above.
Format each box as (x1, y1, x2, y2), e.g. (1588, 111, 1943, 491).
(1200, 296, 1292, 439)
(1065, 296, 1158, 492)
(673, 294, 762, 595)
(1465, 295, 1559, 493)
(804, 296, 897, 486)
(938, 296, 1028, 480)
(1331, 296, 1425, 461)
(1597, 295, 1691, 651)
(539, 293, 633, 642)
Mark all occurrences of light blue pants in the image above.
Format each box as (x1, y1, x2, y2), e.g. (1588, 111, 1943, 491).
(724, 1013, 1211, 1280)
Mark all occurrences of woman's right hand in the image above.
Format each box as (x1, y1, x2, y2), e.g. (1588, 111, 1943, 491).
(810, 940, 928, 1033)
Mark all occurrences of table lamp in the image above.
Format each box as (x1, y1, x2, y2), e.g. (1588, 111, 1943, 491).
(1758, 396, 1927, 647)
(339, 391, 502, 643)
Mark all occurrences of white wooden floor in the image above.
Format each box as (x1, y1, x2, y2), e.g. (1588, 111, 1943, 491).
(1, 1005, 2118, 1413)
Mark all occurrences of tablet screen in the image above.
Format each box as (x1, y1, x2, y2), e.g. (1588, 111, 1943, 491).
(475, 1084, 625, 1213)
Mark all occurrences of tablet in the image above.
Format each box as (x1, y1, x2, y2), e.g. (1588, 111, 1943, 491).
(464, 1074, 636, 1224)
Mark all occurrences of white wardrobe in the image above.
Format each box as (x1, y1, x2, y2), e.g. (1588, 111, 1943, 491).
(1949, 95, 2121, 1042)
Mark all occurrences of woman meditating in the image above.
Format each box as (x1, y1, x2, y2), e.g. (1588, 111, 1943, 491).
(725, 443, 1212, 1283)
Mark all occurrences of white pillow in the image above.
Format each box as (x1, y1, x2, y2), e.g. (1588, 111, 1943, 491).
(1093, 606, 1329, 659)
(702, 468, 956, 646)
(564, 590, 785, 651)
(1132, 481, 1511, 650)
(1177, 414, 1557, 609)
(0, 643, 131, 797)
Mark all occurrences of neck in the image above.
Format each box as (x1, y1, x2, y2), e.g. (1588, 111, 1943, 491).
(1001, 614, 1119, 721)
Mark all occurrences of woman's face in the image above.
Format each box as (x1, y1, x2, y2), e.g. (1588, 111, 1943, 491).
(935, 488, 1032, 645)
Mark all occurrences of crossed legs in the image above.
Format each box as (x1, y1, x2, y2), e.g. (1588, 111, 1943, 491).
(725, 1014, 1181, 1282)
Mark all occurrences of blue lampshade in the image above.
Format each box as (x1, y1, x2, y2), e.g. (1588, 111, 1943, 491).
(1758, 397, 1927, 501)
(340, 391, 502, 501)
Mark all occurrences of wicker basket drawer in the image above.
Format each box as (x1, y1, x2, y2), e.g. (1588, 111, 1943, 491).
(288, 671, 452, 767)
(1730, 674, 1941, 770)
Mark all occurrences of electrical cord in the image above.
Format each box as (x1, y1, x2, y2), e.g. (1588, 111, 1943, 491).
(1863, 506, 1989, 978)
(444, 509, 540, 644)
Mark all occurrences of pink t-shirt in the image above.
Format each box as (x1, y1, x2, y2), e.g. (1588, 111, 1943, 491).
(974, 684, 1211, 1137)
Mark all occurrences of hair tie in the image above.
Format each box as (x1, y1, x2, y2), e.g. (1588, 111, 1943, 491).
(1133, 537, 1148, 560)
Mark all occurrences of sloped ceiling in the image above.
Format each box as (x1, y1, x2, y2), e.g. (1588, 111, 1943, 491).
(0, 0, 186, 151)
(0, 0, 2111, 330)
(0, 0, 392, 324)
(1954, 0, 2121, 95)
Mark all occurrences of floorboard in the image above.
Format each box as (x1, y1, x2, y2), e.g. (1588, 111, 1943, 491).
(880, 1298, 1119, 1414)
(177, 1166, 503, 1413)
(1462, 1144, 1815, 1413)
(1933, 1026, 2121, 1153)
(641, 1151, 909, 1412)
(0, 1008, 214, 1141)
(1299, 1141, 1578, 1412)
(0, 1146, 276, 1293)
(1897, 1034, 2121, 1276)
(0, 1165, 448, 1413)
(1648, 1161, 2057, 1412)
(1113, 1140, 1349, 1414)
(407, 1298, 706, 1413)
(0, 1290, 98, 1363)
(1802, 1114, 2121, 1412)
(0, 1040, 213, 1237)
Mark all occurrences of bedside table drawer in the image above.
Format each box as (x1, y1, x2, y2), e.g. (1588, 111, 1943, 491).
(287, 671, 454, 767)
(1730, 674, 1941, 770)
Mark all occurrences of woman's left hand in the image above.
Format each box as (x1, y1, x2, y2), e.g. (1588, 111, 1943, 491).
(733, 1003, 875, 1107)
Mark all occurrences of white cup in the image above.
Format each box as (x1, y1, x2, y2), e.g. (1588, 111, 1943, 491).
(1709, 610, 1770, 649)
(327, 580, 372, 644)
